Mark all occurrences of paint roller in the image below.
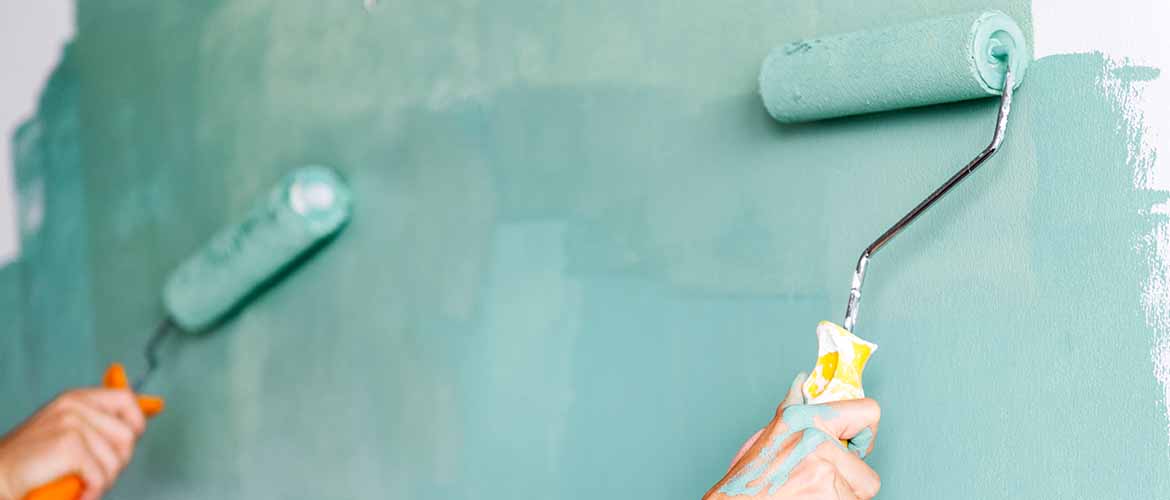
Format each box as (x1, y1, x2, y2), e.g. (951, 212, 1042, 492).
(25, 165, 353, 500)
(755, 11, 1029, 408)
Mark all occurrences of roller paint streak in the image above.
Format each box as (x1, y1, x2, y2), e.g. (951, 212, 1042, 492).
(1035, 0, 1170, 444)
(163, 166, 352, 332)
(758, 10, 1028, 123)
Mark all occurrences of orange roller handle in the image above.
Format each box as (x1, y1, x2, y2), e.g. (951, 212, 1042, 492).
(22, 363, 164, 500)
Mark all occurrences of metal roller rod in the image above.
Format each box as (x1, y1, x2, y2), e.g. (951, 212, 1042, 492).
(134, 318, 175, 391)
(842, 66, 1015, 333)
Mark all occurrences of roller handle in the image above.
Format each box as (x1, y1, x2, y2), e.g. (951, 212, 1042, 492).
(22, 364, 164, 500)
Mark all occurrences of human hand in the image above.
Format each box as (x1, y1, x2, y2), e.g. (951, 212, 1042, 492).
(0, 365, 163, 500)
(704, 374, 881, 499)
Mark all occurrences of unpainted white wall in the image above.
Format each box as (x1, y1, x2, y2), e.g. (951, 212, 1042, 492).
(0, 0, 75, 267)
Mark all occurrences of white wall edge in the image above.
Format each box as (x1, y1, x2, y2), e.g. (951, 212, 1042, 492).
(0, 0, 76, 268)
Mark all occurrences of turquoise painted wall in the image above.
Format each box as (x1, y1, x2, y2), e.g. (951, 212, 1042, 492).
(1, 46, 95, 430)
(4, 0, 1169, 498)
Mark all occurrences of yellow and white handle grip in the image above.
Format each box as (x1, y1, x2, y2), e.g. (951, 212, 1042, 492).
(801, 321, 877, 446)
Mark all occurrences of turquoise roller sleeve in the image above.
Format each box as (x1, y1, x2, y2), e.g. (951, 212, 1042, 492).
(162, 166, 353, 332)
(759, 10, 1029, 123)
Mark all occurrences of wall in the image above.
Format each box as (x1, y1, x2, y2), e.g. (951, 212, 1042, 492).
(3, 0, 1170, 498)
(1031, 0, 1170, 439)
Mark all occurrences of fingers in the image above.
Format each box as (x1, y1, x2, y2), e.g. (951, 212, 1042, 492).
(817, 440, 881, 499)
(75, 451, 107, 500)
(46, 389, 144, 498)
(847, 427, 875, 459)
(2, 365, 159, 500)
(74, 421, 121, 491)
(832, 472, 862, 500)
(49, 424, 109, 500)
(64, 394, 141, 461)
(102, 363, 166, 419)
(61, 391, 137, 458)
(72, 388, 147, 436)
(816, 398, 880, 445)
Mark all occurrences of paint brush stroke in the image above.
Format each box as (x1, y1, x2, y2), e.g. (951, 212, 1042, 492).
(1103, 57, 1170, 453)
(1120, 62, 1170, 453)
(1034, 0, 1170, 451)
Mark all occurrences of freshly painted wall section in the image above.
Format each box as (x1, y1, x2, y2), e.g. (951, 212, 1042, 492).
(2, 1, 1169, 499)
(1034, 0, 1170, 445)
(0, 46, 95, 430)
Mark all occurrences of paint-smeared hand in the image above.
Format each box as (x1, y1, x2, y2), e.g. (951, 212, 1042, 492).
(0, 388, 147, 500)
(704, 374, 881, 500)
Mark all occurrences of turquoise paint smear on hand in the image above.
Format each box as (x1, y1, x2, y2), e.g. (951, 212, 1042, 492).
(718, 405, 841, 496)
(848, 426, 873, 459)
